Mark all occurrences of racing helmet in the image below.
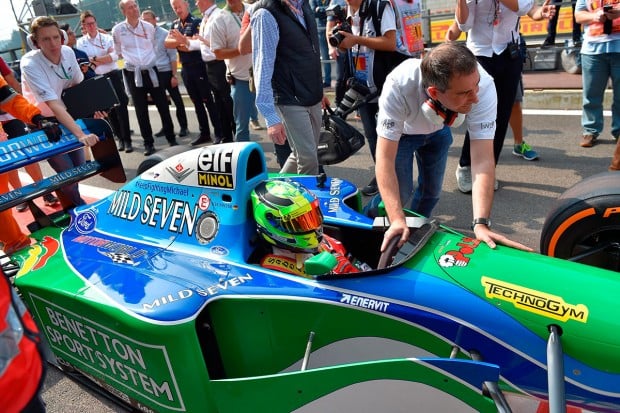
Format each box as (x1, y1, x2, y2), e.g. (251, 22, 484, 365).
(251, 180, 324, 253)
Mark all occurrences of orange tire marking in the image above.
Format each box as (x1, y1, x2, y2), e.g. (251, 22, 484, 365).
(548, 208, 596, 256)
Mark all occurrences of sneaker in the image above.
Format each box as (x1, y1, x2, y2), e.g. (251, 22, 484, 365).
(125, 145, 133, 153)
(250, 119, 264, 130)
(361, 177, 378, 196)
(580, 134, 596, 148)
(43, 193, 59, 206)
(16, 203, 28, 212)
(117, 142, 125, 152)
(494, 179, 499, 191)
(456, 165, 472, 193)
(512, 142, 539, 161)
(154, 129, 165, 138)
(613, 134, 619, 142)
(179, 128, 189, 137)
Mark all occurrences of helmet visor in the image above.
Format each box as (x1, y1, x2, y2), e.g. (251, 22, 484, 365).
(278, 199, 323, 234)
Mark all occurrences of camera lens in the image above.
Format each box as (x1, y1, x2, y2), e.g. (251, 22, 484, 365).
(335, 88, 364, 117)
(329, 32, 343, 48)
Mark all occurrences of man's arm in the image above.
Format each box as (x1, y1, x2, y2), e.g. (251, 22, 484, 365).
(239, 10, 253, 55)
(211, 19, 241, 60)
(455, 0, 470, 25)
(469, 139, 532, 251)
(338, 29, 396, 51)
(45, 99, 98, 146)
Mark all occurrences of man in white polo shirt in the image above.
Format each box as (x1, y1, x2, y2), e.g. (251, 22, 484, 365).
(20, 16, 100, 208)
(374, 42, 531, 253)
(112, 0, 177, 155)
(77, 10, 133, 153)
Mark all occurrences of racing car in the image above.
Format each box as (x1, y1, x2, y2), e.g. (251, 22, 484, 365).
(1, 119, 619, 413)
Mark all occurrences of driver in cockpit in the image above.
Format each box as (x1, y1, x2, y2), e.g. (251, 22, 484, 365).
(251, 179, 370, 277)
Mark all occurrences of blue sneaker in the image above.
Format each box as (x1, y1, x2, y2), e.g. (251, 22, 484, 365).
(512, 142, 539, 161)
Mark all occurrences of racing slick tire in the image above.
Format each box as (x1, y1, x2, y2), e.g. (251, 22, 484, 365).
(136, 144, 191, 176)
(540, 172, 620, 271)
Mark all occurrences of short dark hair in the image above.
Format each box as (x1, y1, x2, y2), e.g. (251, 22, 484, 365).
(80, 10, 97, 24)
(421, 42, 478, 92)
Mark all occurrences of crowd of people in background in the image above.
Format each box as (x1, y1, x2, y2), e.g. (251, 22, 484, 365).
(1, 0, 620, 254)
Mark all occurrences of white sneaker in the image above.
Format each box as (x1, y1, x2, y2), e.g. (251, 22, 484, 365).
(456, 165, 472, 193)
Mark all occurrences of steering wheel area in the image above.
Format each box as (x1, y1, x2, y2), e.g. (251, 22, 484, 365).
(377, 235, 401, 270)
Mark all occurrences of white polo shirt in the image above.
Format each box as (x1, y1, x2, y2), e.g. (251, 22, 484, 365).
(20, 45, 84, 117)
(76, 31, 119, 75)
(112, 19, 157, 69)
(210, 4, 252, 80)
(376, 59, 496, 141)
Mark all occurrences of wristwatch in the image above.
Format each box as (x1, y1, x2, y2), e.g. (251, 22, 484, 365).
(471, 217, 491, 230)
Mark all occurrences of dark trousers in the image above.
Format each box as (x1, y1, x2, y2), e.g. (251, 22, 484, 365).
(459, 50, 522, 167)
(104, 69, 131, 147)
(206, 60, 235, 142)
(158, 70, 188, 130)
(359, 101, 379, 162)
(334, 51, 350, 105)
(123, 68, 175, 145)
(546, 1, 581, 43)
(182, 62, 221, 138)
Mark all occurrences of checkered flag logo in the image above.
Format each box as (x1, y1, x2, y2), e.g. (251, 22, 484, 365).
(99, 250, 136, 266)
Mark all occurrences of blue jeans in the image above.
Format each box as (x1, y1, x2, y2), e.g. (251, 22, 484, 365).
(317, 26, 331, 84)
(231, 79, 255, 142)
(581, 53, 620, 138)
(47, 149, 86, 206)
(369, 127, 452, 218)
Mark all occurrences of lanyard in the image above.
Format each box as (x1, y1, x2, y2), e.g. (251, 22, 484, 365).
(52, 62, 71, 80)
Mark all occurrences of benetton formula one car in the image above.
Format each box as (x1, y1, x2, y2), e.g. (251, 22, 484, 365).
(1, 119, 619, 413)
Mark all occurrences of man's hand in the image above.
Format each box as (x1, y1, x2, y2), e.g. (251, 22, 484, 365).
(335, 31, 358, 50)
(473, 224, 534, 252)
(170, 76, 179, 88)
(267, 123, 287, 145)
(169, 29, 189, 48)
(321, 95, 331, 110)
(380, 218, 410, 252)
(31, 114, 62, 142)
(78, 133, 99, 147)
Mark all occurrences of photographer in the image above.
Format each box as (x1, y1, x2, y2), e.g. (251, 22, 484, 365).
(326, 0, 350, 107)
(329, 0, 401, 196)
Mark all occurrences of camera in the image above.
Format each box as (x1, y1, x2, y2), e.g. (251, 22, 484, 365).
(604, 4, 613, 12)
(326, 5, 352, 48)
(334, 77, 371, 118)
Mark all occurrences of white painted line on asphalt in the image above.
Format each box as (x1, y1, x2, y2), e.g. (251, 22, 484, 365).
(129, 106, 611, 117)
